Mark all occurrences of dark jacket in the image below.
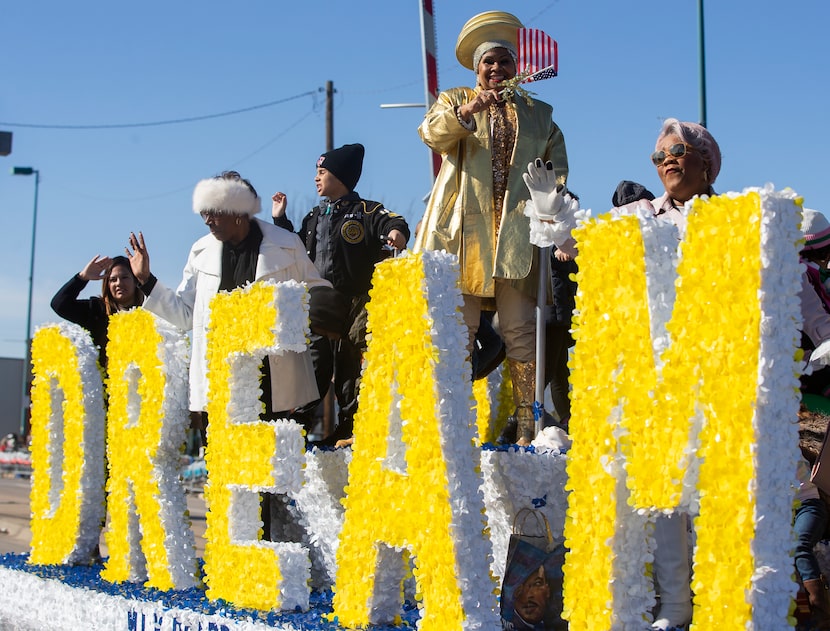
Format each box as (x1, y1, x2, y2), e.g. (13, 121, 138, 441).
(50, 274, 109, 365)
(549, 248, 578, 326)
(275, 192, 410, 297)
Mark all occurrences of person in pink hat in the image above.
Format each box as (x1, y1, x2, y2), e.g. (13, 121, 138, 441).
(793, 208, 830, 628)
(799, 208, 830, 397)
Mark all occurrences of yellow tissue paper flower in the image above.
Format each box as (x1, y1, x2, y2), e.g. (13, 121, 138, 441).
(29, 324, 106, 565)
(564, 191, 774, 630)
(334, 252, 497, 630)
(202, 282, 308, 612)
(102, 308, 197, 590)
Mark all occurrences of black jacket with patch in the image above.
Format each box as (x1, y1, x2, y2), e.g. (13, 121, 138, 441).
(275, 192, 410, 297)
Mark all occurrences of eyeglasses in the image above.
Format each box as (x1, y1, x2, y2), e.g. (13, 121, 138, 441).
(651, 142, 694, 166)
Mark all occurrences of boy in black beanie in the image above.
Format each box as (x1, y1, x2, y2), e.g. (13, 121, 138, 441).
(272, 143, 410, 447)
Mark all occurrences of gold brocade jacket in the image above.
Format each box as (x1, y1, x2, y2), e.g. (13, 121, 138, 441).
(414, 86, 568, 298)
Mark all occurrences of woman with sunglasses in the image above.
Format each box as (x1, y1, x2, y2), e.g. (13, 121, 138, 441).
(608, 118, 718, 630)
(523, 118, 722, 630)
(642, 117, 721, 231)
(528, 117, 720, 261)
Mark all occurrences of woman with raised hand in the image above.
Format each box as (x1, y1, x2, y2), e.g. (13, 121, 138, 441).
(51, 254, 144, 367)
(126, 171, 333, 540)
(126, 170, 331, 426)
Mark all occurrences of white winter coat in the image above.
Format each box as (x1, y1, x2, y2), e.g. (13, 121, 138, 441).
(143, 218, 331, 412)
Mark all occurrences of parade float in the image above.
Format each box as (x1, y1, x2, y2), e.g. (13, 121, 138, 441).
(0, 186, 807, 630)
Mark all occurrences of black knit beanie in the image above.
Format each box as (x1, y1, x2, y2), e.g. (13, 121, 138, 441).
(611, 180, 656, 208)
(316, 143, 365, 191)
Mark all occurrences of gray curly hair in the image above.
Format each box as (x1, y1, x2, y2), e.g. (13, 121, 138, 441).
(656, 118, 722, 184)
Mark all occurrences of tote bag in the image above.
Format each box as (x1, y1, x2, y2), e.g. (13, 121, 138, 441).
(500, 508, 567, 631)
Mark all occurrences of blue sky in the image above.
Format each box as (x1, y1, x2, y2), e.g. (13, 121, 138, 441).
(1, 0, 828, 359)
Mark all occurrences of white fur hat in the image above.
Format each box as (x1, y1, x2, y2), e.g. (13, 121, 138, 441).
(192, 176, 261, 217)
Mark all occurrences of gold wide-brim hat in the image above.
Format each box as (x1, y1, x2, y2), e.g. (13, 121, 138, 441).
(455, 11, 524, 70)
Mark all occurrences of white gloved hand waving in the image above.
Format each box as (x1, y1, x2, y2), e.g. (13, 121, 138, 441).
(522, 158, 580, 248)
(523, 158, 567, 220)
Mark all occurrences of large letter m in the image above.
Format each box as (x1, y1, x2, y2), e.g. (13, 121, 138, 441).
(562, 188, 804, 629)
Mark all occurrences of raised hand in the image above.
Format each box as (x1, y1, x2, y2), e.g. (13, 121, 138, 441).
(78, 255, 112, 282)
(522, 158, 567, 220)
(271, 192, 287, 219)
(523, 159, 581, 251)
(386, 229, 406, 250)
(125, 231, 151, 284)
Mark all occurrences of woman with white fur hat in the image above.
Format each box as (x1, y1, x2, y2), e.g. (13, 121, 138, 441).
(126, 170, 332, 429)
(126, 171, 333, 539)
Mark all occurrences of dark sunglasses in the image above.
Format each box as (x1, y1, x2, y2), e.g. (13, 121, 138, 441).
(651, 142, 694, 166)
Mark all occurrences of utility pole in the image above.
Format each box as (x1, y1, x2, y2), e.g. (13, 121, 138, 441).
(325, 81, 335, 151)
(11, 166, 40, 438)
(380, 1, 441, 184)
(419, 0, 441, 180)
(698, 0, 708, 128)
(322, 80, 335, 437)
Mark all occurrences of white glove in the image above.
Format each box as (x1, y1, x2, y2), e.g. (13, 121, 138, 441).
(522, 158, 568, 220)
(809, 339, 830, 369)
(522, 159, 580, 248)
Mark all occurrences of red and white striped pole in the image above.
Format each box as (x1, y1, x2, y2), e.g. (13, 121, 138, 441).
(419, 0, 441, 181)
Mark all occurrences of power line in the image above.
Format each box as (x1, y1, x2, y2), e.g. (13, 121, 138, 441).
(337, 79, 420, 96)
(48, 108, 317, 204)
(527, 1, 560, 26)
(0, 91, 316, 130)
(228, 109, 317, 170)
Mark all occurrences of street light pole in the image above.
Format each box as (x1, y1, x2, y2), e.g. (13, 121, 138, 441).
(12, 166, 40, 438)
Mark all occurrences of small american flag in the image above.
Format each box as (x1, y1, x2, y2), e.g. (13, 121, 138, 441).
(517, 28, 558, 82)
(524, 65, 558, 83)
